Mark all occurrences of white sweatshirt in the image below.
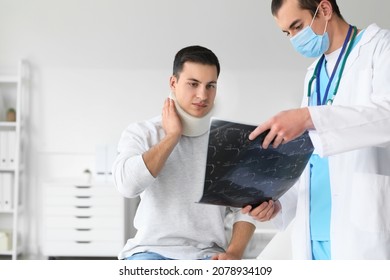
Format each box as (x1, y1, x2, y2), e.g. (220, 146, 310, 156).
(112, 115, 254, 259)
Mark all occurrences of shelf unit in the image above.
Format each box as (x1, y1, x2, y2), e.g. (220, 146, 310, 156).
(0, 60, 29, 259)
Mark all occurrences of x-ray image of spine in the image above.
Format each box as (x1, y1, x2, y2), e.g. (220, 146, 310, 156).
(199, 119, 314, 208)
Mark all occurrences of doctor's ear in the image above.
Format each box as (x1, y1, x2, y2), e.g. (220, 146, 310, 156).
(319, 1, 333, 20)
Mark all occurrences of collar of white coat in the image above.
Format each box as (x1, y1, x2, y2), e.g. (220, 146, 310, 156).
(306, 23, 380, 72)
(169, 92, 214, 137)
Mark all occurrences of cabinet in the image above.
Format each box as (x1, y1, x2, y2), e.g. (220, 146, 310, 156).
(0, 60, 29, 260)
(41, 179, 125, 259)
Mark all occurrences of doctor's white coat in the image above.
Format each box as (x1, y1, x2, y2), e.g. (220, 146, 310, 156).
(276, 23, 390, 259)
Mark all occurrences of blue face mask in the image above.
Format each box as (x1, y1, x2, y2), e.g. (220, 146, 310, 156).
(290, 5, 329, 58)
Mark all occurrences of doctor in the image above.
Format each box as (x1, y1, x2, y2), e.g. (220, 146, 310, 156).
(243, 0, 390, 259)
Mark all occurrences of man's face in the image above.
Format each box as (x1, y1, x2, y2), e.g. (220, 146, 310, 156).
(170, 61, 217, 118)
(275, 0, 323, 38)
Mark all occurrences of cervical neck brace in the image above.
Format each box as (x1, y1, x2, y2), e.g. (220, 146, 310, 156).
(169, 92, 214, 137)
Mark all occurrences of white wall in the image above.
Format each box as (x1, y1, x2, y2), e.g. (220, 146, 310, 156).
(1, 0, 389, 257)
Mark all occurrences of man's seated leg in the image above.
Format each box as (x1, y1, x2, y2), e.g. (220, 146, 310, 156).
(124, 252, 174, 260)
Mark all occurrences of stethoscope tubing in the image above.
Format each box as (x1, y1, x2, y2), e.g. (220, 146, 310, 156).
(307, 25, 357, 107)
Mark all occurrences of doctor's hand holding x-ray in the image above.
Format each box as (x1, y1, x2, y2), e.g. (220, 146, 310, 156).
(243, 0, 390, 260)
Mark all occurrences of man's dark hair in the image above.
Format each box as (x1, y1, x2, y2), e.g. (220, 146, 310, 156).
(173, 45, 220, 79)
(271, 0, 343, 19)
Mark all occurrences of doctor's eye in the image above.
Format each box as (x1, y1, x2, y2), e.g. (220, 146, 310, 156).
(294, 24, 303, 31)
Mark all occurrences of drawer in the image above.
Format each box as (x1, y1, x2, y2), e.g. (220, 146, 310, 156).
(42, 240, 123, 257)
(44, 215, 123, 228)
(43, 204, 123, 216)
(45, 184, 120, 197)
(44, 195, 123, 206)
(43, 228, 122, 241)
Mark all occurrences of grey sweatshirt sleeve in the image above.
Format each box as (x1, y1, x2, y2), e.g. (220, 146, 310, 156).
(112, 121, 159, 198)
(230, 207, 257, 226)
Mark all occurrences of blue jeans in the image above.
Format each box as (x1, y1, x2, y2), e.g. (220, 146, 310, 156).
(124, 252, 211, 260)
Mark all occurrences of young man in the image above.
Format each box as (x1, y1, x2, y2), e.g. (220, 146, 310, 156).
(112, 45, 256, 260)
(244, 0, 390, 259)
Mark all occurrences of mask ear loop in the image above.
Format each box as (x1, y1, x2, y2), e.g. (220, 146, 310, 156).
(323, 20, 328, 34)
(310, 4, 328, 35)
(310, 5, 321, 27)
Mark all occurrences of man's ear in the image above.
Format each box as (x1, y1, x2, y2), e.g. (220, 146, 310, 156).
(169, 75, 177, 91)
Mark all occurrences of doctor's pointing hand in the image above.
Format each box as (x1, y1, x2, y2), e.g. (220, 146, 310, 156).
(248, 107, 314, 149)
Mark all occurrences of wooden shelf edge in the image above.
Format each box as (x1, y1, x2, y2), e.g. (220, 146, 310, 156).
(0, 76, 18, 83)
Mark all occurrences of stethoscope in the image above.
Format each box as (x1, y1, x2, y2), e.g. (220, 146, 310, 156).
(307, 25, 357, 106)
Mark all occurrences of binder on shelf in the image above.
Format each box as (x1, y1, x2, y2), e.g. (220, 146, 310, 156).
(0, 172, 14, 211)
(7, 131, 16, 169)
(0, 131, 7, 169)
(0, 131, 17, 169)
(95, 145, 107, 182)
(0, 174, 3, 211)
(95, 144, 117, 183)
(0, 231, 10, 251)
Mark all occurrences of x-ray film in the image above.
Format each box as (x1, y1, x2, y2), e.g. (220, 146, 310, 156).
(199, 118, 314, 208)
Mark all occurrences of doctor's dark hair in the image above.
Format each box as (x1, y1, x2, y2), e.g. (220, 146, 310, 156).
(172, 45, 220, 79)
(271, 0, 343, 19)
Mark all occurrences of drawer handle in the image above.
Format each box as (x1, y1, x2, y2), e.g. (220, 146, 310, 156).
(75, 196, 91, 199)
(75, 185, 91, 189)
(75, 206, 91, 209)
(75, 216, 91, 219)
(75, 228, 91, 231)
(75, 241, 91, 244)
